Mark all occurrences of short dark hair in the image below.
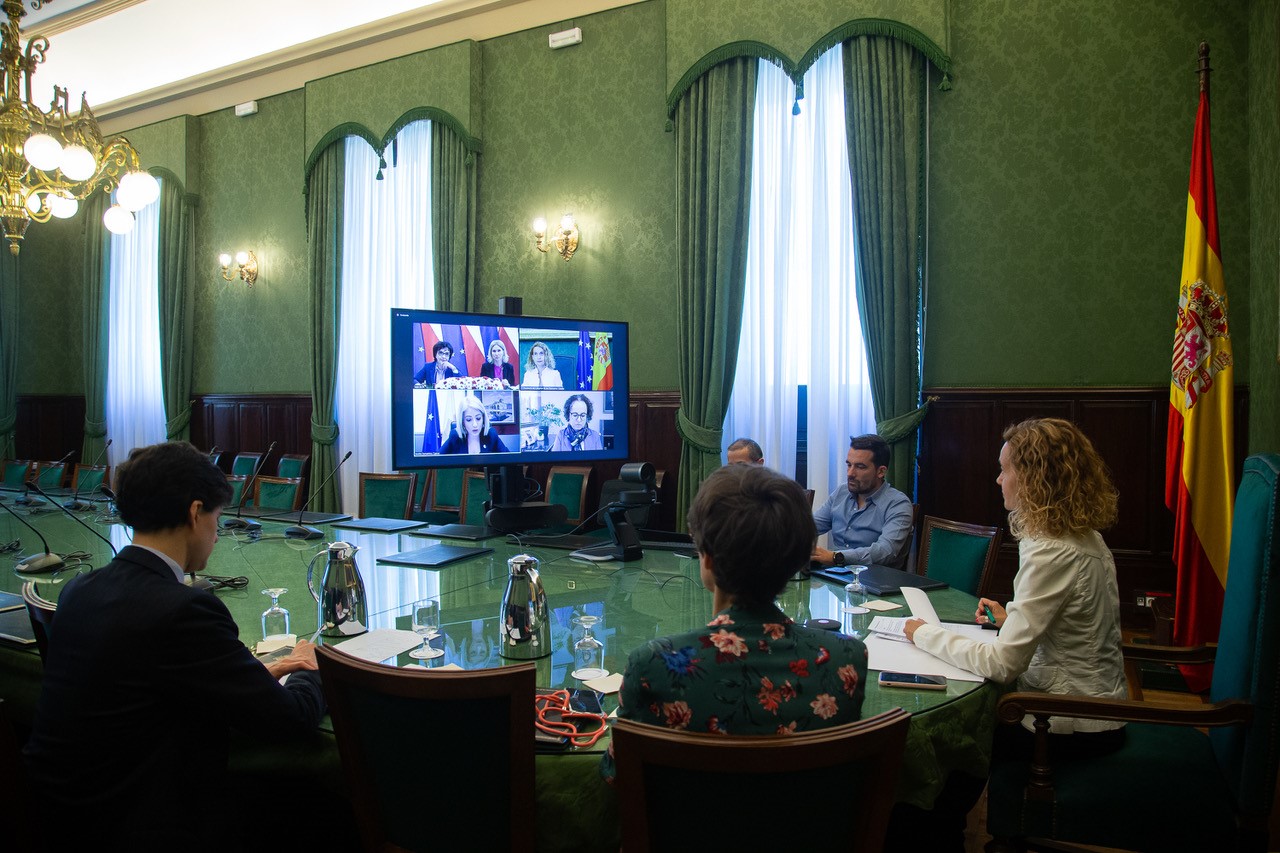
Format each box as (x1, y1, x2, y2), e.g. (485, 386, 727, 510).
(849, 434, 890, 469)
(432, 341, 453, 358)
(564, 393, 593, 421)
(727, 437, 763, 462)
(686, 465, 816, 608)
(114, 442, 233, 532)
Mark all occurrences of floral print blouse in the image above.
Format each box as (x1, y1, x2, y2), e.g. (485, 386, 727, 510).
(601, 602, 868, 780)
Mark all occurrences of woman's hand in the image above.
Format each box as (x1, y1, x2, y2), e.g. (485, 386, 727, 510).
(904, 618, 925, 642)
(976, 598, 1007, 628)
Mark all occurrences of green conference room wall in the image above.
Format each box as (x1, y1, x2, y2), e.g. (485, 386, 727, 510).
(10, 0, 1279, 450)
(1247, 0, 1280, 455)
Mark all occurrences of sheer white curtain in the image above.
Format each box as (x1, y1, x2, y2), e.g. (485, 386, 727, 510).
(105, 190, 166, 465)
(335, 121, 434, 521)
(723, 48, 876, 502)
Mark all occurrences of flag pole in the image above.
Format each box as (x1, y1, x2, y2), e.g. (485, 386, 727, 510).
(1198, 42, 1210, 95)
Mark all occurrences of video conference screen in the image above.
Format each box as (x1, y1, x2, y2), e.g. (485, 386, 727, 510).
(389, 308, 630, 471)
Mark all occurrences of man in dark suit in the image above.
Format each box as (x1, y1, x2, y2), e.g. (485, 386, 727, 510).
(22, 442, 327, 852)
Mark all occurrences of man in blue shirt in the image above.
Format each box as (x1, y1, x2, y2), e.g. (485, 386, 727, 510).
(812, 434, 914, 569)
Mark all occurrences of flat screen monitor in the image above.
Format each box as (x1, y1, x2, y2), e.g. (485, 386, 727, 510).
(390, 308, 630, 475)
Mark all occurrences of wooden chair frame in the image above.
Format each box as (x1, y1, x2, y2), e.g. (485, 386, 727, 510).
(917, 514, 1002, 598)
(32, 460, 68, 489)
(358, 472, 418, 519)
(230, 452, 263, 477)
(545, 465, 592, 525)
(315, 645, 535, 853)
(460, 470, 488, 524)
(2, 459, 32, 489)
(612, 708, 911, 853)
(276, 453, 311, 480)
(411, 468, 434, 513)
(22, 581, 55, 660)
(430, 467, 465, 514)
(70, 463, 110, 494)
(252, 475, 305, 511)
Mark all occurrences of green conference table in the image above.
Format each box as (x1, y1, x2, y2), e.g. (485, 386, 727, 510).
(0, 505, 994, 851)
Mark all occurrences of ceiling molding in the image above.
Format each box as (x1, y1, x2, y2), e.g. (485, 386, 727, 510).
(21, 0, 143, 38)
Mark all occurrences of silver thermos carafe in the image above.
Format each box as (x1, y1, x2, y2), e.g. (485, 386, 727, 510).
(499, 553, 550, 659)
(307, 541, 368, 638)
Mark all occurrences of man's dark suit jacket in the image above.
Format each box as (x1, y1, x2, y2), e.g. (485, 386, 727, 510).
(22, 545, 326, 851)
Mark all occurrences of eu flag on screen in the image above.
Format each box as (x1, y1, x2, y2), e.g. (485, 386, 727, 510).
(421, 390, 442, 453)
(442, 325, 468, 375)
(576, 331, 591, 390)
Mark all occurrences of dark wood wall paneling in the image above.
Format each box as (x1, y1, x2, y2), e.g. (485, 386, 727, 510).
(13, 396, 86, 463)
(918, 387, 1249, 623)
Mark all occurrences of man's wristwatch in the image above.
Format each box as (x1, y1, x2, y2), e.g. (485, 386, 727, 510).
(832, 551, 845, 567)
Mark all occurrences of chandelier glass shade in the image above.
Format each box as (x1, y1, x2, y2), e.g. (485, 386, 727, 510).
(0, 0, 158, 255)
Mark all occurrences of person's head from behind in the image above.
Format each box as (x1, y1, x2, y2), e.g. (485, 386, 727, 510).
(999, 417, 1118, 539)
(846, 434, 890, 496)
(564, 394, 593, 428)
(114, 442, 233, 571)
(454, 394, 489, 439)
(726, 437, 764, 466)
(488, 339, 508, 365)
(526, 341, 552, 370)
(687, 464, 816, 609)
(432, 340, 454, 365)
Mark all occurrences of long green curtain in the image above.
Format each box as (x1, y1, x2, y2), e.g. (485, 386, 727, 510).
(81, 192, 112, 463)
(157, 176, 196, 441)
(843, 37, 927, 493)
(673, 57, 758, 527)
(306, 142, 346, 512)
(0, 252, 17, 459)
(430, 123, 477, 312)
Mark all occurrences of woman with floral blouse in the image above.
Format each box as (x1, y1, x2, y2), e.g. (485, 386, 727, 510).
(601, 463, 868, 781)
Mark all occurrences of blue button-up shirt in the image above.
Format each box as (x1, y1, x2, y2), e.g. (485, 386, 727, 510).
(813, 480, 913, 568)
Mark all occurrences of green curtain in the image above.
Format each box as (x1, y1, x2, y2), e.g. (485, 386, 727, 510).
(673, 57, 758, 528)
(843, 37, 928, 493)
(306, 142, 346, 513)
(81, 192, 112, 463)
(430, 122, 477, 312)
(0, 251, 17, 459)
(157, 177, 197, 441)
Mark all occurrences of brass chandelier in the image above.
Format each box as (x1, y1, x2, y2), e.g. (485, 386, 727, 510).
(0, 0, 158, 255)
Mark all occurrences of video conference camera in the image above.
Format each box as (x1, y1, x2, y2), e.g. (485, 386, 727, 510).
(613, 462, 657, 508)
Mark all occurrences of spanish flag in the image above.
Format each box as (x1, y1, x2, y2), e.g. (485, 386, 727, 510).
(1165, 58, 1234, 683)
(592, 332, 613, 390)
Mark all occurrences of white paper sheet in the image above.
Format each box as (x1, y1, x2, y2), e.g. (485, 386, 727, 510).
(332, 628, 422, 662)
(901, 586, 940, 624)
(867, 621, 997, 683)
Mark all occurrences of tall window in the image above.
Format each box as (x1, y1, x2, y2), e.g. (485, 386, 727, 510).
(722, 47, 876, 502)
(334, 121, 434, 510)
(105, 186, 166, 465)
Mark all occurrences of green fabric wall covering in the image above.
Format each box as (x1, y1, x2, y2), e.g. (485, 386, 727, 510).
(1247, 0, 1280, 453)
(666, 0, 951, 111)
(125, 115, 201, 194)
(304, 40, 481, 168)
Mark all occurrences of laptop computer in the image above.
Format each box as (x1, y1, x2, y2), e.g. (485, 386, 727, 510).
(810, 564, 948, 596)
(376, 544, 494, 568)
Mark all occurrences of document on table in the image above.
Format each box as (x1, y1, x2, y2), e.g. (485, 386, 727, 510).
(865, 586, 996, 682)
(332, 628, 422, 662)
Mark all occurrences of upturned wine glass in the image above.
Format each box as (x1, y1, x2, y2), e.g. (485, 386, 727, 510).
(409, 599, 444, 660)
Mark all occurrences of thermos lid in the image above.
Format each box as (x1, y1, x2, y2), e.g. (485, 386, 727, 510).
(328, 540, 357, 559)
(507, 553, 539, 574)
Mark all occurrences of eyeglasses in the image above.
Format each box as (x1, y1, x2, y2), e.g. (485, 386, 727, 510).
(568, 410, 588, 420)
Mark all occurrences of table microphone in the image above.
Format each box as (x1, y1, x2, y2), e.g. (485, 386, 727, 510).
(65, 439, 111, 512)
(27, 480, 118, 558)
(223, 441, 277, 532)
(97, 484, 122, 524)
(14, 450, 74, 507)
(0, 498, 65, 574)
(285, 450, 352, 540)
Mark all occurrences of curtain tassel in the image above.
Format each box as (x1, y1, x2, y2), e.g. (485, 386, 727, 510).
(939, 72, 952, 91)
(791, 79, 804, 115)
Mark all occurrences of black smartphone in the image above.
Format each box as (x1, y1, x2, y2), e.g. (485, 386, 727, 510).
(878, 671, 947, 689)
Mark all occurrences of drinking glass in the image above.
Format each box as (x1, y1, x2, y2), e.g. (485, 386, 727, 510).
(409, 599, 444, 660)
(571, 614, 607, 680)
(261, 588, 290, 640)
(843, 565, 869, 615)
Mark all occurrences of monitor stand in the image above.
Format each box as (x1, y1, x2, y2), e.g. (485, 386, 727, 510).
(483, 464, 568, 533)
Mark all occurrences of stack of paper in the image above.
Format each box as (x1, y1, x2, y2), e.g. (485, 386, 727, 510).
(866, 587, 995, 682)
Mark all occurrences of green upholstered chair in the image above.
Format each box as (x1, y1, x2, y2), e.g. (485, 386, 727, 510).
(460, 470, 489, 525)
(231, 452, 262, 477)
(226, 474, 248, 509)
(987, 453, 1280, 852)
(70, 464, 109, 495)
(2, 460, 31, 489)
(613, 709, 910, 853)
(545, 466, 592, 525)
(33, 461, 67, 489)
(276, 453, 309, 480)
(252, 476, 304, 511)
(413, 467, 463, 524)
(358, 472, 417, 519)
(916, 515, 1002, 598)
(315, 645, 535, 852)
(408, 468, 432, 512)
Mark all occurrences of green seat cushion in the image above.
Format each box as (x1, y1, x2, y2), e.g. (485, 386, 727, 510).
(925, 528, 991, 596)
(987, 722, 1236, 850)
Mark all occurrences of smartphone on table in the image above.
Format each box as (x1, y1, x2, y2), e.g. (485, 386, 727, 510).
(877, 671, 947, 690)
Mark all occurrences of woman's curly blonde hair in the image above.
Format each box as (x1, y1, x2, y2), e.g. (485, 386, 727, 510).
(1003, 418, 1118, 539)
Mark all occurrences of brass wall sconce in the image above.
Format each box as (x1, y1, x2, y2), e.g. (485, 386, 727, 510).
(532, 213, 578, 261)
(219, 251, 258, 286)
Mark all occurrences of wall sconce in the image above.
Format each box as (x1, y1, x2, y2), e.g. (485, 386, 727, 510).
(532, 213, 578, 261)
(219, 251, 258, 285)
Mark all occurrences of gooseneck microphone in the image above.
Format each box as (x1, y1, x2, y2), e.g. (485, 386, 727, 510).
(28, 480, 118, 558)
(0, 498, 65, 574)
(285, 450, 352, 540)
(65, 439, 111, 512)
(222, 442, 277, 533)
(14, 450, 75, 507)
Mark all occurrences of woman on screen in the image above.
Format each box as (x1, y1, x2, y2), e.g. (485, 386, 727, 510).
(413, 341, 460, 388)
(440, 394, 506, 454)
(479, 340, 516, 387)
(550, 394, 603, 451)
(521, 341, 563, 390)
